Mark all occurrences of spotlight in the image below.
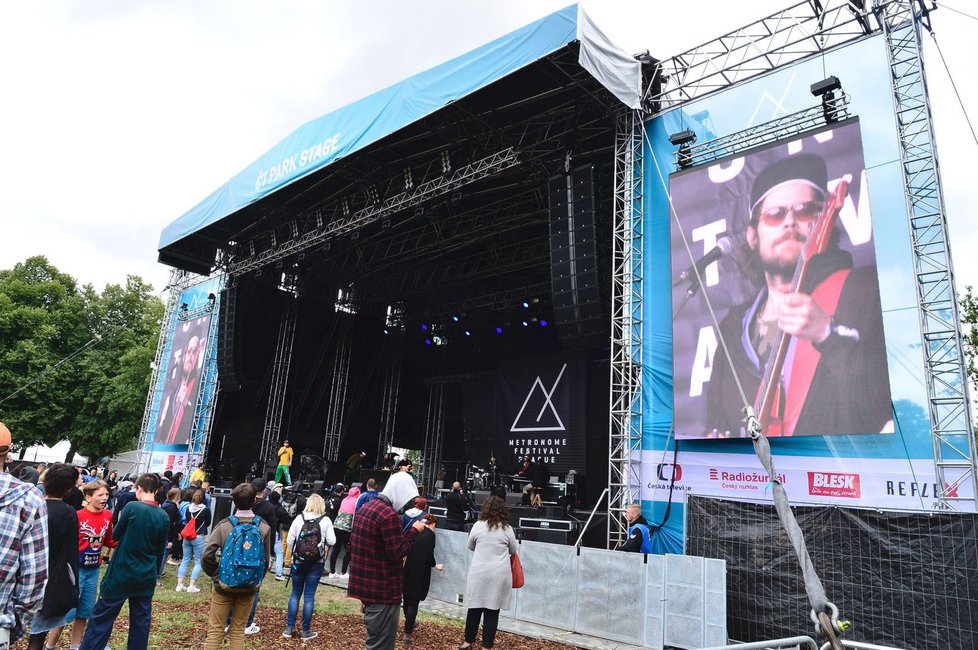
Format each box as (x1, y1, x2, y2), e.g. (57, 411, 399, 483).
(420, 324, 428, 331)
(180, 303, 189, 312)
(350, 231, 360, 241)
(452, 315, 460, 322)
(495, 327, 503, 335)
(540, 320, 548, 327)
(207, 293, 216, 306)
(522, 321, 528, 327)
(669, 129, 696, 170)
(381, 219, 391, 230)
(414, 207, 425, 218)
(383, 328, 389, 335)
(811, 76, 843, 124)
(464, 330, 471, 336)
(424, 338, 432, 346)
(522, 301, 529, 309)
(432, 336, 443, 345)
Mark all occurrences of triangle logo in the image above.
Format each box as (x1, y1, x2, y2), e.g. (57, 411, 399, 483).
(510, 363, 567, 432)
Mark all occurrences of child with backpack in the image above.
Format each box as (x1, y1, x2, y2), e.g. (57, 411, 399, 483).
(201, 482, 272, 650)
(283, 493, 336, 641)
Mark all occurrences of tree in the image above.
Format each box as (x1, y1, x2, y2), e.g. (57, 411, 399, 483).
(961, 286, 978, 392)
(0, 258, 164, 460)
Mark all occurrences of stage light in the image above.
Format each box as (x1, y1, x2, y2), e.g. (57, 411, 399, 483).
(381, 218, 391, 230)
(180, 303, 188, 312)
(383, 328, 389, 335)
(450, 191, 462, 203)
(432, 336, 443, 345)
(669, 129, 697, 170)
(297, 253, 305, 262)
(495, 327, 503, 335)
(207, 293, 216, 306)
(420, 324, 428, 331)
(424, 338, 432, 346)
(414, 207, 425, 218)
(452, 315, 459, 322)
(441, 150, 451, 174)
(522, 321, 528, 327)
(540, 320, 548, 327)
(522, 301, 529, 308)
(811, 76, 843, 124)
(464, 330, 471, 336)
(350, 231, 360, 241)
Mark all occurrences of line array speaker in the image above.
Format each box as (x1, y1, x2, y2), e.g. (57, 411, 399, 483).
(548, 164, 603, 339)
(216, 285, 244, 391)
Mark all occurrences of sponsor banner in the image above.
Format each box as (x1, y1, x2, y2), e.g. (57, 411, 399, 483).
(148, 450, 189, 475)
(639, 451, 973, 510)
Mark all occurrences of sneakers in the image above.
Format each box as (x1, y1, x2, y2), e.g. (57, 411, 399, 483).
(275, 574, 287, 581)
(300, 630, 318, 640)
(167, 558, 180, 565)
(224, 626, 229, 634)
(244, 623, 260, 635)
(327, 572, 337, 578)
(282, 628, 294, 638)
(186, 585, 201, 593)
(175, 584, 186, 592)
(403, 633, 413, 645)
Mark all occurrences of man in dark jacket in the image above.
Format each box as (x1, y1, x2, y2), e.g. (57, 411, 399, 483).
(621, 503, 652, 554)
(443, 482, 468, 532)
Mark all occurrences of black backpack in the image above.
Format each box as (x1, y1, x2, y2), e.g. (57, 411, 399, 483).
(292, 515, 326, 569)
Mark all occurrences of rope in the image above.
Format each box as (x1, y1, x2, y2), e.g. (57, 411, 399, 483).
(0, 334, 103, 406)
(925, 29, 978, 149)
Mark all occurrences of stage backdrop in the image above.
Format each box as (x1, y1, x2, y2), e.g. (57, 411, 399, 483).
(640, 33, 974, 554)
(494, 354, 587, 478)
(144, 277, 222, 465)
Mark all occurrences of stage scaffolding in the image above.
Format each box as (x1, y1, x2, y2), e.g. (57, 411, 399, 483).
(321, 313, 354, 461)
(879, 1, 978, 509)
(376, 333, 403, 468)
(420, 383, 446, 494)
(608, 110, 645, 548)
(259, 286, 299, 463)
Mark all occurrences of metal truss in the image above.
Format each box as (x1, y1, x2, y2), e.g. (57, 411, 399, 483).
(259, 294, 298, 462)
(413, 282, 552, 324)
(646, 0, 880, 111)
(134, 269, 209, 472)
(607, 111, 645, 548)
(879, 0, 977, 510)
(227, 147, 520, 276)
(420, 383, 446, 495)
(678, 93, 851, 169)
(376, 333, 403, 468)
(321, 314, 354, 461)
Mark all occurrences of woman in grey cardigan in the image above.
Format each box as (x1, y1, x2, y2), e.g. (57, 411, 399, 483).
(459, 496, 518, 649)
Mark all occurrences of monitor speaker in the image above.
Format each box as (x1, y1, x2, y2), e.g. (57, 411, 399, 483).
(548, 164, 603, 339)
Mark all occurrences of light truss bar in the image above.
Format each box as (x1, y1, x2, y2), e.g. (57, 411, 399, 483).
(376, 334, 403, 468)
(678, 93, 851, 169)
(411, 282, 552, 323)
(420, 383, 446, 495)
(322, 315, 354, 462)
(135, 269, 210, 473)
(260, 295, 299, 462)
(879, 0, 977, 509)
(228, 147, 520, 276)
(647, 0, 879, 111)
(608, 111, 645, 548)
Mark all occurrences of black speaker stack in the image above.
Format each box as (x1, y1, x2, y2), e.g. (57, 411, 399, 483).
(548, 164, 603, 340)
(216, 285, 243, 391)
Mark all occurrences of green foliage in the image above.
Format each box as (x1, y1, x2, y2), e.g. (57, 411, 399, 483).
(0, 257, 164, 459)
(961, 286, 978, 392)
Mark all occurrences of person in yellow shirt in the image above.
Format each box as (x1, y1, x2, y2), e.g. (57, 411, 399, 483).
(275, 440, 293, 485)
(189, 462, 207, 485)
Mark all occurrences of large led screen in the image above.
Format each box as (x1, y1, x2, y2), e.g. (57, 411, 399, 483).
(669, 119, 892, 439)
(152, 313, 212, 446)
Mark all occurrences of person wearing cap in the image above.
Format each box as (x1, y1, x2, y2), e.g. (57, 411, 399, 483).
(0, 422, 49, 646)
(348, 470, 426, 650)
(705, 153, 891, 437)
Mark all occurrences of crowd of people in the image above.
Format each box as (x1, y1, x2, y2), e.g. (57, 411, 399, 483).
(0, 425, 543, 650)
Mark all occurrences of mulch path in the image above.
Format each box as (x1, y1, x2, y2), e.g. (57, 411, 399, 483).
(18, 601, 578, 649)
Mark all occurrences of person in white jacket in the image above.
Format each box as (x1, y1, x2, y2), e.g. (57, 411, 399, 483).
(283, 494, 336, 640)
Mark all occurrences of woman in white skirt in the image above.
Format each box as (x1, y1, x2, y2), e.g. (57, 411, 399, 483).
(459, 496, 518, 649)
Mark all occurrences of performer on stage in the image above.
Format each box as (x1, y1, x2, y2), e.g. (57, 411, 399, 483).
(486, 456, 499, 489)
(444, 482, 469, 532)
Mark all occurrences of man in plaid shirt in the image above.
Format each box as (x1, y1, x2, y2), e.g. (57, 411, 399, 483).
(348, 471, 425, 650)
(0, 422, 49, 644)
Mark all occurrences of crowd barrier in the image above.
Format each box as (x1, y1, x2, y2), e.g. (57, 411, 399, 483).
(429, 529, 726, 649)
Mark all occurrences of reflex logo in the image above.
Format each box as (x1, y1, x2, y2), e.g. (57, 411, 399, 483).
(808, 472, 861, 498)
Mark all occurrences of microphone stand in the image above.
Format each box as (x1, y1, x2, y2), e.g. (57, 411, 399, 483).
(673, 271, 704, 320)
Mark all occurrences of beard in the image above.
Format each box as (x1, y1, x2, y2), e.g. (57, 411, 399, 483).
(760, 232, 805, 281)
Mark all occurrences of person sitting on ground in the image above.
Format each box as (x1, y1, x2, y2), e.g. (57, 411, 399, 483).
(78, 473, 168, 650)
(401, 514, 444, 645)
(354, 477, 379, 513)
(283, 494, 336, 640)
(27, 463, 80, 650)
(201, 482, 272, 650)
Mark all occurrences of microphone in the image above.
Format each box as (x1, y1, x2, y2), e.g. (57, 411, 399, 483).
(673, 234, 743, 287)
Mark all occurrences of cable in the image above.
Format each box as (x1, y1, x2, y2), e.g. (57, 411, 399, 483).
(925, 30, 978, 148)
(0, 334, 104, 405)
(934, 1, 978, 22)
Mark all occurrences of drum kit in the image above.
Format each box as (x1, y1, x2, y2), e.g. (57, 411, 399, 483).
(466, 464, 490, 490)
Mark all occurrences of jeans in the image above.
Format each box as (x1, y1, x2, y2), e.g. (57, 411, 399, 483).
(206, 588, 254, 650)
(286, 561, 323, 632)
(225, 588, 259, 628)
(65, 565, 101, 622)
(177, 536, 206, 581)
(78, 596, 152, 650)
(274, 531, 284, 577)
(464, 608, 500, 648)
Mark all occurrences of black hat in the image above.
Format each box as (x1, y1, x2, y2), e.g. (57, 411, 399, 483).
(397, 458, 412, 468)
(750, 154, 827, 220)
(251, 477, 267, 492)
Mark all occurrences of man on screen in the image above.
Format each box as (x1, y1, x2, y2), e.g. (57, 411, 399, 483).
(705, 153, 891, 437)
(157, 334, 202, 445)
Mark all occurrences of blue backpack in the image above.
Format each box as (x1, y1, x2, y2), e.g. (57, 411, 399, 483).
(218, 515, 266, 590)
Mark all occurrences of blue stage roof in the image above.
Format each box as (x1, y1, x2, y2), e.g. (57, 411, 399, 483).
(159, 5, 577, 250)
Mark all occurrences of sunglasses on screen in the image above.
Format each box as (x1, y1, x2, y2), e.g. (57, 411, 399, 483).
(754, 200, 824, 226)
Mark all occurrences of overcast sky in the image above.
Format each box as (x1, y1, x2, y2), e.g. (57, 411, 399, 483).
(1, 1, 975, 296)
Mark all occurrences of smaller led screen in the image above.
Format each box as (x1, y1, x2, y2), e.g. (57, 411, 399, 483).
(152, 313, 212, 446)
(669, 119, 893, 439)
